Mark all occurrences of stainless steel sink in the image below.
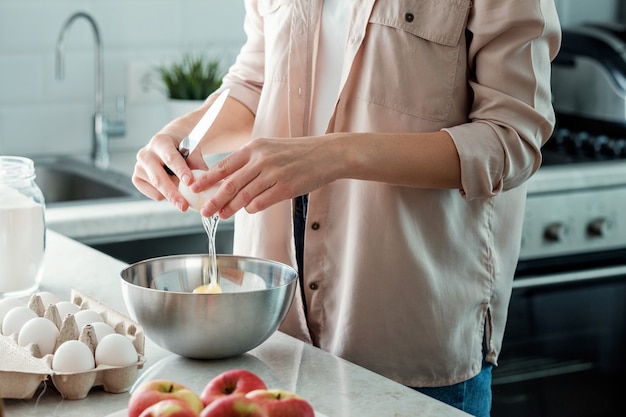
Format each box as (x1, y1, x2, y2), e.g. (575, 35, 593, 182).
(32, 156, 144, 206)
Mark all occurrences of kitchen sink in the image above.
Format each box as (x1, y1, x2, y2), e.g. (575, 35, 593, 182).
(32, 156, 144, 206)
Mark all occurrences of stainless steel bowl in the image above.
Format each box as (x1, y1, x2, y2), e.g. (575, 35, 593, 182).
(120, 254, 297, 359)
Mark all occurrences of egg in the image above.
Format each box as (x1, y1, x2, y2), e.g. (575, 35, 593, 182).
(36, 291, 63, 307)
(95, 333, 138, 367)
(52, 340, 96, 373)
(91, 321, 115, 342)
(56, 301, 80, 318)
(178, 169, 222, 211)
(2, 305, 38, 336)
(18, 317, 60, 356)
(0, 297, 25, 324)
(192, 282, 223, 294)
(74, 309, 104, 331)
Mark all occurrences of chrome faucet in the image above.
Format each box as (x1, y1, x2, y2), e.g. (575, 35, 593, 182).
(55, 12, 126, 170)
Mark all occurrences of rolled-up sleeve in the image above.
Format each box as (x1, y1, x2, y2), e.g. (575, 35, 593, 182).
(445, 0, 561, 199)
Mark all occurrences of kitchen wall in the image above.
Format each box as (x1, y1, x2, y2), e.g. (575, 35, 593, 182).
(0, 0, 623, 160)
(0, 0, 245, 158)
(554, 0, 618, 27)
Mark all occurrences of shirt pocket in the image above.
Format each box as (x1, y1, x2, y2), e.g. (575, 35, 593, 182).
(359, 0, 471, 122)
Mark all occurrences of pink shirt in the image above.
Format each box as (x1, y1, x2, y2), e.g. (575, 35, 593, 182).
(219, 0, 561, 387)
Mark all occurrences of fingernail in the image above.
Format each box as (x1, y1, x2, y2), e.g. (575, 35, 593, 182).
(176, 201, 185, 212)
(181, 174, 191, 185)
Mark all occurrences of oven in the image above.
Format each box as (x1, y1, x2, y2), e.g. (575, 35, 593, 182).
(491, 22, 626, 417)
(491, 156, 626, 417)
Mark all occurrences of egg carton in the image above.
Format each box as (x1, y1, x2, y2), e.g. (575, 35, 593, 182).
(0, 289, 145, 400)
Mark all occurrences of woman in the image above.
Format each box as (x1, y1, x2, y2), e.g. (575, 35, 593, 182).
(133, 1, 561, 415)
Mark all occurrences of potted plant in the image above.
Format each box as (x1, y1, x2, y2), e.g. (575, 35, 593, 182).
(154, 53, 224, 118)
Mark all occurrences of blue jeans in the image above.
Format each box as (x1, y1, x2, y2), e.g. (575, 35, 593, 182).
(412, 361, 493, 417)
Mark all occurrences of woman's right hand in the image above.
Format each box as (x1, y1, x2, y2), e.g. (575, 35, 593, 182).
(132, 131, 201, 212)
(132, 94, 256, 212)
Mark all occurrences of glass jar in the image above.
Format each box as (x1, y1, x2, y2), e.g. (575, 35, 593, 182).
(0, 156, 46, 297)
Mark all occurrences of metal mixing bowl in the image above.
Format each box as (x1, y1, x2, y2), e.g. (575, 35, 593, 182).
(120, 254, 297, 359)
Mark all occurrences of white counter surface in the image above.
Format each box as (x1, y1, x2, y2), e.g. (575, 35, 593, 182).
(1, 230, 470, 417)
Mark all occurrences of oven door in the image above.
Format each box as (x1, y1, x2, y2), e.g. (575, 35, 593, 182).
(492, 253, 626, 417)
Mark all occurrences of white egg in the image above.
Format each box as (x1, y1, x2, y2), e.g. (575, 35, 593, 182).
(0, 297, 25, 324)
(2, 306, 38, 336)
(95, 333, 138, 367)
(91, 321, 115, 342)
(55, 301, 80, 318)
(36, 291, 63, 307)
(74, 309, 104, 331)
(18, 317, 60, 356)
(178, 169, 222, 211)
(52, 340, 96, 373)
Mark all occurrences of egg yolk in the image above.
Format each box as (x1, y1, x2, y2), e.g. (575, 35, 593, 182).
(193, 282, 223, 294)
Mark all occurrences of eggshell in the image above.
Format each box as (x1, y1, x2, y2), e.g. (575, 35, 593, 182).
(37, 291, 63, 307)
(17, 317, 60, 356)
(91, 321, 115, 342)
(2, 306, 38, 336)
(0, 297, 24, 324)
(74, 309, 104, 331)
(178, 169, 222, 211)
(52, 340, 96, 373)
(56, 301, 80, 318)
(95, 333, 138, 367)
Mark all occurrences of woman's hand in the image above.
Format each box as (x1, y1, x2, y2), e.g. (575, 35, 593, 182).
(132, 95, 256, 213)
(192, 134, 342, 219)
(190, 129, 462, 220)
(132, 131, 206, 212)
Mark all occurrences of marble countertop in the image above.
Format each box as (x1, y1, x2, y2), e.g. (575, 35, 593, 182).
(1, 230, 470, 417)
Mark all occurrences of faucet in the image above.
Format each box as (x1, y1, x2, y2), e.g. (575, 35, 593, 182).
(55, 12, 126, 170)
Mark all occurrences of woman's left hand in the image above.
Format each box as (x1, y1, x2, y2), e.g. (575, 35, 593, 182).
(192, 135, 341, 219)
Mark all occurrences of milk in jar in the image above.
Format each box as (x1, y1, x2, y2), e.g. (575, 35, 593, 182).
(0, 156, 45, 297)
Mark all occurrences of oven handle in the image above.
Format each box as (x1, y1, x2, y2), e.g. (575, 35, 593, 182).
(513, 264, 626, 289)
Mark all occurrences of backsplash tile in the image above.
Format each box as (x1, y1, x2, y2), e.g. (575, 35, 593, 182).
(0, 0, 245, 158)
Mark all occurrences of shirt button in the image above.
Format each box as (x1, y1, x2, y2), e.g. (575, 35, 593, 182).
(405, 12, 415, 23)
(311, 222, 320, 230)
(309, 283, 319, 290)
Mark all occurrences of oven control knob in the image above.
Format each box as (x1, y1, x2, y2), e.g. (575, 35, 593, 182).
(587, 218, 610, 238)
(543, 222, 566, 242)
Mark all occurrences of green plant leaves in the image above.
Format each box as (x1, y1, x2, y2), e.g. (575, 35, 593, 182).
(156, 54, 224, 100)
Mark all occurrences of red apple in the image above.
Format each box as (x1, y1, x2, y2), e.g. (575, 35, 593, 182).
(201, 369, 267, 406)
(245, 389, 314, 417)
(200, 394, 269, 417)
(139, 399, 197, 417)
(129, 379, 204, 417)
